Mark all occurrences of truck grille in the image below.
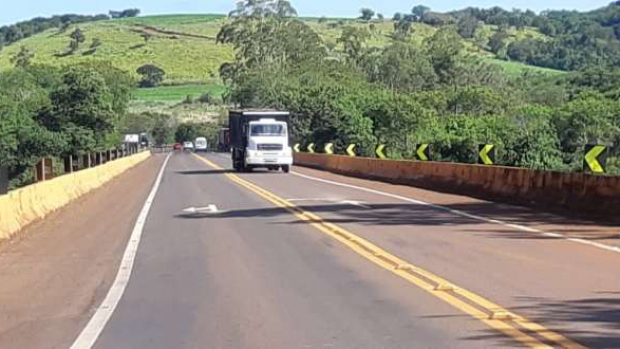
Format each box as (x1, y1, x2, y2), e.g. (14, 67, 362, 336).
(257, 144, 283, 151)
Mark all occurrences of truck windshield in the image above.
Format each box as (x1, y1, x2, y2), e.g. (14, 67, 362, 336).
(250, 124, 286, 137)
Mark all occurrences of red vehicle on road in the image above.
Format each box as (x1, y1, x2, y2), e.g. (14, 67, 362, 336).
(173, 143, 183, 151)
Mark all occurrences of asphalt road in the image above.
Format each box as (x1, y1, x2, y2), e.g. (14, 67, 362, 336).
(2, 151, 619, 348)
(95, 152, 618, 348)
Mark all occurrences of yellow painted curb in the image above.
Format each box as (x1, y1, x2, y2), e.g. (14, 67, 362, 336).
(0, 151, 151, 242)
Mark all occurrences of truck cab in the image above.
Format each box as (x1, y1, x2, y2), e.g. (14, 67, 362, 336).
(229, 110, 293, 173)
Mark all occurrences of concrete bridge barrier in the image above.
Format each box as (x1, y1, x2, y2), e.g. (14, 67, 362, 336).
(0, 151, 151, 241)
(294, 153, 620, 217)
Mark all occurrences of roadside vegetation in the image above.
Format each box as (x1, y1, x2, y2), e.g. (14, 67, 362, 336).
(0, 61, 133, 188)
(1, 1, 620, 190)
(217, 0, 620, 174)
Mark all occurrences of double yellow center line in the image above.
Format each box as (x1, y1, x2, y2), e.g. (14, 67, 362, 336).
(194, 154, 584, 349)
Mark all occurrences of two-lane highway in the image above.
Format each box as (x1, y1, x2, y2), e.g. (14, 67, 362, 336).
(89, 152, 498, 348)
(76, 152, 618, 348)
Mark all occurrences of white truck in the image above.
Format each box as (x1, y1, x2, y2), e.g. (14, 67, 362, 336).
(229, 110, 293, 173)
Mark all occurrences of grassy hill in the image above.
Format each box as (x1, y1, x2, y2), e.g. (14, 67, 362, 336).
(0, 14, 564, 104)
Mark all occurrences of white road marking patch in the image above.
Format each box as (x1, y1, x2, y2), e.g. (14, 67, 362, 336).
(287, 198, 342, 202)
(292, 171, 620, 255)
(339, 200, 372, 209)
(183, 204, 219, 214)
(71, 153, 172, 349)
(286, 198, 371, 209)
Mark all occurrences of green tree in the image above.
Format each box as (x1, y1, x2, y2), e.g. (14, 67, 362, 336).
(365, 41, 437, 92)
(10, 46, 34, 68)
(47, 65, 116, 151)
(78, 61, 133, 115)
(150, 114, 174, 146)
(175, 123, 199, 142)
(488, 29, 509, 54)
(506, 106, 565, 170)
(393, 18, 413, 40)
(136, 64, 165, 87)
(426, 28, 463, 85)
(553, 92, 620, 170)
(338, 26, 370, 66)
(411, 5, 430, 21)
(457, 15, 480, 39)
(359, 8, 375, 21)
(69, 28, 86, 48)
(0, 69, 66, 185)
(217, 0, 323, 72)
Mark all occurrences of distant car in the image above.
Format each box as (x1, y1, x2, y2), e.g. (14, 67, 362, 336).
(183, 141, 194, 152)
(173, 143, 183, 151)
(195, 137, 208, 152)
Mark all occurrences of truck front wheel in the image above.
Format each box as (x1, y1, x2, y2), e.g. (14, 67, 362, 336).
(243, 160, 253, 172)
(282, 165, 290, 173)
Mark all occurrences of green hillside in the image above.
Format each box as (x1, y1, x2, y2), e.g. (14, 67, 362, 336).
(0, 14, 563, 101)
(0, 15, 232, 85)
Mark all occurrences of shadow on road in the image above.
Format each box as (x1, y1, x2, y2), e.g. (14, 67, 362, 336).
(175, 168, 284, 176)
(174, 201, 620, 347)
(175, 201, 620, 238)
(176, 169, 236, 175)
(464, 295, 620, 348)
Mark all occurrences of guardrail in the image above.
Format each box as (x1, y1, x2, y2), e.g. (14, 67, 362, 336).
(0, 150, 151, 242)
(0, 147, 146, 195)
(294, 153, 620, 218)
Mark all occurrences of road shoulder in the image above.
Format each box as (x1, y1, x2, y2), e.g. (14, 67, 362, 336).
(0, 154, 165, 349)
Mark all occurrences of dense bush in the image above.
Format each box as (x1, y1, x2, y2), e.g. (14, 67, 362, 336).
(137, 64, 165, 88)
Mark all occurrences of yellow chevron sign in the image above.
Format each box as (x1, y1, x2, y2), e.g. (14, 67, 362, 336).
(307, 143, 315, 153)
(346, 144, 356, 157)
(375, 144, 386, 159)
(293, 143, 300, 153)
(324, 143, 334, 154)
(478, 144, 495, 165)
(584, 145, 607, 173)
(416, 144, 430, 161)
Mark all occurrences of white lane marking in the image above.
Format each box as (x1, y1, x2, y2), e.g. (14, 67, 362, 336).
(183, 204, 219, 214)
(71, 153, 172, 349)
(287, 198, 372, 209)
(291, 171, 620, 255)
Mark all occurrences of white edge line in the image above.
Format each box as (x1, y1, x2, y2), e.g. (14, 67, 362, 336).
(291, 171, 620, 255)
(71, 153, 172, 349)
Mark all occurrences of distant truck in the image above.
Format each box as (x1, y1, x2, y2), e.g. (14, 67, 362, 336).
(217, 128, 230, 152)
(195, 137, 208, 152)
(229, 110, 293, 173)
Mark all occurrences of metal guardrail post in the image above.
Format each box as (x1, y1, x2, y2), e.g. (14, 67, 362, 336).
(72, 155, 79, 172)
(35, 158, 54, 182)
(0, 166, 9, 195)
(82, 154, 91, 169)
(64, 156, 73, 174)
